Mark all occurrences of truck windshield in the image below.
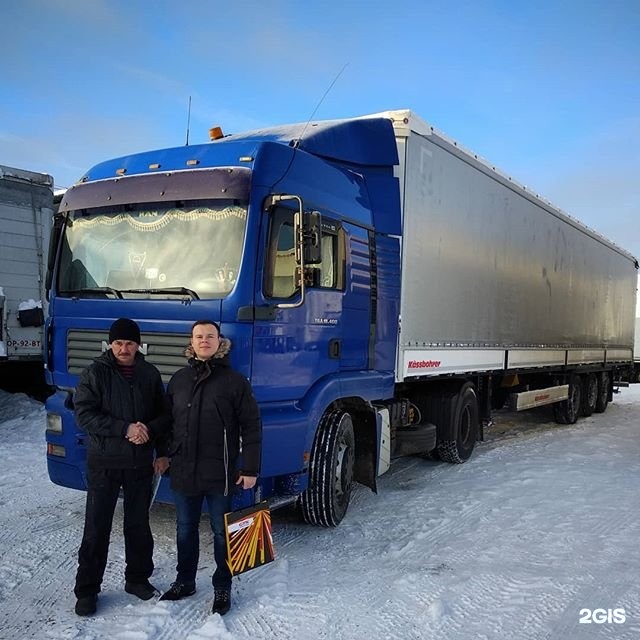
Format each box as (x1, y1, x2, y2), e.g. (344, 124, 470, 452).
(57, 200, 247, 299)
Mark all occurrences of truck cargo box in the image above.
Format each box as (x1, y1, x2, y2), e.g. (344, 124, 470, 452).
(389, 110, 638, 380)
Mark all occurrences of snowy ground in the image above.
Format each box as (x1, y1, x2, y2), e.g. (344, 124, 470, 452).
(1, 386, 639, 640)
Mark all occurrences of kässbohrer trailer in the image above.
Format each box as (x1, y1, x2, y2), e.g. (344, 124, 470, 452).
(44, 109, 638, 525)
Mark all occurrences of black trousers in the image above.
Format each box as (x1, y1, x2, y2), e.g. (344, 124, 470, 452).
(74, 466, 154, 598)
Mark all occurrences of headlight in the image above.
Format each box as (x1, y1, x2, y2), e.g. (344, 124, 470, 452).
(46, 412, 63, 433)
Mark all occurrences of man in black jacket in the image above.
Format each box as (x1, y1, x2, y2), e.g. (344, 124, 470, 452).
(73, 318, 170, 616)
(160, 320, 261, 616)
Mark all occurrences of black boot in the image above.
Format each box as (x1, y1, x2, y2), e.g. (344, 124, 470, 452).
(159, 581, 196, 601)
(125, 580, 160, 600)
(211, 589, 231, 615)
(75, 594, 97, 616)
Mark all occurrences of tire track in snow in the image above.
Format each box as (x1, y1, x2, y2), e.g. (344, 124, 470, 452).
(0, 509, 83, 638)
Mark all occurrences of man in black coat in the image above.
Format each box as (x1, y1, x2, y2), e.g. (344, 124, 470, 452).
(160, 319, 261, 616)
(73, 318, 170, 616)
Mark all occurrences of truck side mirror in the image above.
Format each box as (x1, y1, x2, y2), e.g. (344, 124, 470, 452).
(303, 210, 322, 265)
(45, 214, 65, 301)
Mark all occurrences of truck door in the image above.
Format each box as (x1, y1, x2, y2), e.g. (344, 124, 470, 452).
(251, 207, 345, 402)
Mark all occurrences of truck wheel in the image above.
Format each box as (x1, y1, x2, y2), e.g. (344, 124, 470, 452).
(553, 374, 581, 424)
(301, 411, 355, 527)
(595, 372, 610, 413)
(580, 373, 598, 417)
(437, 383, 478, 464)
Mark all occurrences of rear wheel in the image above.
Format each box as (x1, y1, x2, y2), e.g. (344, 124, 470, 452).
(301, 411, 355, 527)
(580, 373, 598, 417)
(595, 372, 610, 413)
(553, 374, 581, 424)
(437, 383, 478, 464)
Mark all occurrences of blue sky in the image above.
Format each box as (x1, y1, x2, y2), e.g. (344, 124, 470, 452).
(1, 0, 639, 263)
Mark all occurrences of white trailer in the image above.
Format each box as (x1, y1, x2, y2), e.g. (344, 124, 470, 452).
(0, 165, 53, 364)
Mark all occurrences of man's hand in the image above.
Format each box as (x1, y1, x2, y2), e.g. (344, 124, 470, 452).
(154, 456, 170, 475)
(236, 475, 257, 490)
(126, 422, 149, 445)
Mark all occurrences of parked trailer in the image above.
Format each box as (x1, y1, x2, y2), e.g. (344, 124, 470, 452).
(44, 110, 638, 524)
(628, 318, 640, 383)
(0, 166, 53, 394)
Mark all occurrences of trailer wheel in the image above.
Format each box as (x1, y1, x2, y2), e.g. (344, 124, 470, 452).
(300, 410, 355, 527)
(595, 372, 610, 413)
(437, 383, 478, 464)
(553, 374, 581, 424)
(580, 374, 598, 417)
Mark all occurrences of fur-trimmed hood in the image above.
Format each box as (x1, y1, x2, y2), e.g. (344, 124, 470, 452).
(183, 337, 232, 360)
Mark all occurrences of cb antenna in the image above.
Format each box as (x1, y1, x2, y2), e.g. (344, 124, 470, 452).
(185, 96, 192, 146)
(272, 64, 349, 190)
(295, 62, 349, 147)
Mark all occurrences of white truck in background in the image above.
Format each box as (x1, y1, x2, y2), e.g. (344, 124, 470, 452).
(0, 165, 53, 395)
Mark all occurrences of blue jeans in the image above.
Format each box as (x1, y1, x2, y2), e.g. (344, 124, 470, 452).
(173, 492, 232, 590)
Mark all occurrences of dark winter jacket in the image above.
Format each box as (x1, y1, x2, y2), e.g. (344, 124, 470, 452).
(167, 338, 261, 496)
(74, 350, 169, 470)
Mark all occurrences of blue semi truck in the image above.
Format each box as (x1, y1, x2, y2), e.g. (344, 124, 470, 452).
(44, 110, 638, 525)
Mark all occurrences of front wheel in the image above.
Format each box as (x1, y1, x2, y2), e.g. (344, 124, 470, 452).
(301, 411, 355, 527)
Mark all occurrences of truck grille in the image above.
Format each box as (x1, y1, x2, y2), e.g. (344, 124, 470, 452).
(67, 329, 189, 383)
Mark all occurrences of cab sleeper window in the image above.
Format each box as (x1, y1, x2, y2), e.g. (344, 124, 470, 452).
(264, 208, 344, 299)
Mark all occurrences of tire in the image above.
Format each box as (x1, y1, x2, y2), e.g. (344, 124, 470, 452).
(580, 373, 598, 417)
(595, 371, 610, 413)
(553, 374, 581, 424)
(437, 383, 478, 464)
(301, 411, 355, 527)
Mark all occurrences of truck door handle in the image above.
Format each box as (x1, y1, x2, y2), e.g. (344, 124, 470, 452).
(329, 338, 341, 359)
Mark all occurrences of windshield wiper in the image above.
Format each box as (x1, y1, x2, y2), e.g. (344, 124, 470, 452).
(119, 287, 200, 300)
(60, 287, 123, 299)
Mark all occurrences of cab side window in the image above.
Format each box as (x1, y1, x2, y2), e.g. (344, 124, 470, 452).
(264, 209, 344, 299)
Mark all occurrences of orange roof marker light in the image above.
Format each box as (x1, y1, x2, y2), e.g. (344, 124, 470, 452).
(209, 126, 224, 141)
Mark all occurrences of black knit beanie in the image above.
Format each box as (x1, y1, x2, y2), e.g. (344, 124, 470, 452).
(109, 318, 141, 344)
